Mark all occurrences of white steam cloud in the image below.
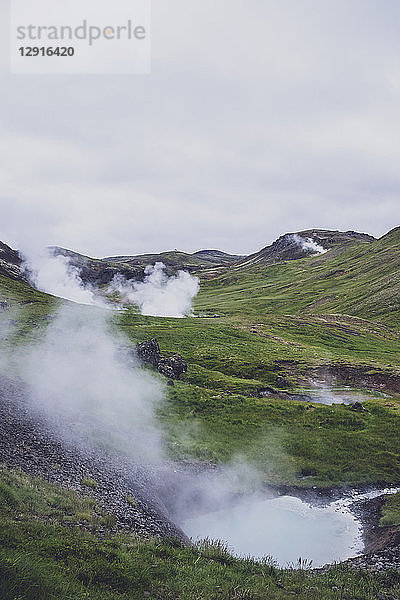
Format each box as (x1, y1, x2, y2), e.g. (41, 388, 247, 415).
(291, 234, 328, 255)
(10, 304, 165, 463)
(108, 262, 200, 318)
(22, 249, 101, 306)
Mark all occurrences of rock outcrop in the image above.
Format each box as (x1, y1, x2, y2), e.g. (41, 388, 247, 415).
(135, 339, 187, 380)
(0, 241, 23, 280)
(157, 355, 187, 380)
(135, 339, 161, 368)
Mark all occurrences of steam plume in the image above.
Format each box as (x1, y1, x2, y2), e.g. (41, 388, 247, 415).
(108, 262, 200, 318)
(11, 304, 165, 463)
(22, 249, 100, 306)
(290, 234, 328, 255)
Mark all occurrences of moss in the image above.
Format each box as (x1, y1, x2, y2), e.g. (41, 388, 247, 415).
(126, 495, 137, 507)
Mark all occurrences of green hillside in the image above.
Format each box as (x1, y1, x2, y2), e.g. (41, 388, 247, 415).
(199, 227, 400, 325)
(114, 228, 400, 485)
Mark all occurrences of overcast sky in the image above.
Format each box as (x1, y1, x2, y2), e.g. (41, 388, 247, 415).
(1, 0, 400, 257)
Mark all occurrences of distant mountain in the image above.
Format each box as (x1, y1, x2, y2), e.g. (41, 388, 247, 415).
(47, 247, 242, 286)
(101, 249, 243, 272)
(236, 229, 375, 268)
(0, 229, 379, 291)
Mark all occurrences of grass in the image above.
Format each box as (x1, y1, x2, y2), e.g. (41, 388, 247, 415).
(82, 477, 99, 490)
(380, 492, 400, 526)
(160, 382, 400, 486)
(0, 466, 399, 600)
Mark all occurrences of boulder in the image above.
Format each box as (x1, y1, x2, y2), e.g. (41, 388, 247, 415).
(157, 354, 187, 380)
(135, 338, 187, 380)
(135, 339, 161, 368)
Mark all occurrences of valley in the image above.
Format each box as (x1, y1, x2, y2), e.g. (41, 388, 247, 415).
(0, 227, 400, 599)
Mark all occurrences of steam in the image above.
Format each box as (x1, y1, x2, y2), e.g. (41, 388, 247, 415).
(9, 304, 165, 463)
(22, 249, 101, 306)
(290, 234, 328, 255)
(108, 262, 200, 318)
(22, 250, 200, 318)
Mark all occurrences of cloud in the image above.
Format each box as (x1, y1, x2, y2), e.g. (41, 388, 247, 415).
(1, 0, 400, 255)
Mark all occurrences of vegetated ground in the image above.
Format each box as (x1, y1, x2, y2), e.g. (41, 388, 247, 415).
(1, 227, 400, 598)
(381, 492, 400, 527)
(1, 466, 400, 600)
(117, 227, 400, 487)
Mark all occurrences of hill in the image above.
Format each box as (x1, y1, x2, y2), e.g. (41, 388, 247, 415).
(200, 226, 400, 326)
(101, 248, 243, 272)
(237, 229, 375, 268)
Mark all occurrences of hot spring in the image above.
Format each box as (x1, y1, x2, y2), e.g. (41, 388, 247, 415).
(183, 488, 399, 568)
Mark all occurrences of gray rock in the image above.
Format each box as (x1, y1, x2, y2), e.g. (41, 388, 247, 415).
(157, 355, 187, 380)
(135, 339, 161, 368)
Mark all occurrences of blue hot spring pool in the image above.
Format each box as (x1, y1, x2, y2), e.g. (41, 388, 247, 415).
(183, 489, 398, 568)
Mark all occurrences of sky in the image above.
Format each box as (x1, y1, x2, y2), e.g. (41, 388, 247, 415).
(1, 0, 400, 257)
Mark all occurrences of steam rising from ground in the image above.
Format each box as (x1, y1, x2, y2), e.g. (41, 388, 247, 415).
(290, 234, 328, 255)
(22, 249, 199, 318)
(22, 249, 100, 306)
(8, 304, 165, 463)
(109, 262, 200, 317)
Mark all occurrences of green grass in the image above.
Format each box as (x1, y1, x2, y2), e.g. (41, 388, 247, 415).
(160, 382, 400, 486)
(0, 466, 399, 600)
(380, 491, 400, 526)
(82, 477, 99, 490)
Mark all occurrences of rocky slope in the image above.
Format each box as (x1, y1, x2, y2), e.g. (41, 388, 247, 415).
(0, 241, 23, 280)
(236, 229, 375, 268)
(0, 374, 187, 541)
